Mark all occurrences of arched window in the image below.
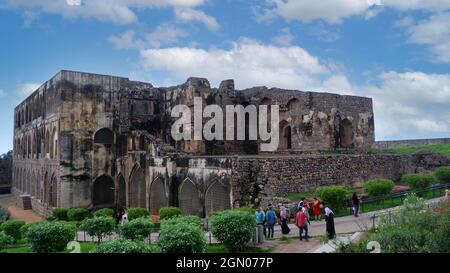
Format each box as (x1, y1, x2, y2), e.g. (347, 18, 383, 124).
(287, 98, 300, 113)
(149, 177, 168, 214)
(129, 166, 146, 208)
(178, 178, 202, 216)
(339, 119, 353, 148)
(94, 128, 114, 145)
(205, 180, 230, 216)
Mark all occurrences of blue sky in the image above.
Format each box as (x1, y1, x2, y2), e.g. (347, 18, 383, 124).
(1, 0, 450, 154)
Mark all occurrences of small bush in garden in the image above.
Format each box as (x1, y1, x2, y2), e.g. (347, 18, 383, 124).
(0, 220, 26, 242)
(27, 221, 75, 253)
(435, 166, 450, 183)
(119, 217, 154, 240)
(236, 206, 255, 215)
(401, 173, 437, 190)
(159, 207, 181, 220)
(93, 208, 115, 218)
(127, 208, 150, 220)
(161, 215, 203, 229)
(363, 179, 394, 197)
(158, 219, 206, 253)
(210, 210, 255, 251)
(52, 208, 69, 221)
(316, 185, 349, 210)
(0, 231, 13, 251)
(20, 222, 44, 240)
(67, 208, 89, 222)
(90, 238, 156, 253)
(0, 208, 11, 223)
(80, 217, 116, 244)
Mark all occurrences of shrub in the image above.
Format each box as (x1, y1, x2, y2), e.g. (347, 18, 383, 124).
(90, 238, 156, 253)
(157, 220, 206, 253)
(236, 206, 255, 216)
(159, 207, 181, 220)
(0, 208, 10, 223)
(127, 208, 150, 220)
(316, 185, 349, 210)
(67, 208, 89, 222)
(0, 220, 26, 242)
(161, 215, 203, 229)
(80, 217, 116, 244)
(27, 221, 75, 253)
(119, 218, 154, 240)
(210, 210, 255, 251)
(364, 179, 394, 197)
(93, 208, 115, 218)
(52, 208, 69, 221)
(401, 173, 437, 190)
(0, 231, 13, 251)
(435, 166, 450, 183)
(20, 222, 44, 240)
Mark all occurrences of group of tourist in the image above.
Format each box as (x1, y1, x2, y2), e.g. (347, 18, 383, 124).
(254, 197, 337, 242)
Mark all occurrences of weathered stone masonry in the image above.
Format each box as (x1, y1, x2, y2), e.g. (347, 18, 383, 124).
(11, 70, 446, 217)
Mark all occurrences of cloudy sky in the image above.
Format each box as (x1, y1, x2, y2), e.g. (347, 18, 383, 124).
(0, 0, 450, 153)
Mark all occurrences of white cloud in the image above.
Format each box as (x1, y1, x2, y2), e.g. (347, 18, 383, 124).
(258, 0, 450, 24)
(406, 12, 450, 62)
(108, 23, 188, 49)
(0, 89, 6, 98)
(271, 28, 294, 46)
(16, 83, 41, 98)
(139, 38, 330, 89)
(174, 8, 220, 31)
(2, 0, 206, 24)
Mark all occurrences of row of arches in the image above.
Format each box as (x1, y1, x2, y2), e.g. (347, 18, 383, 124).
(14, 125, 58, 160)
(91, 168, 231, 217)
(13, 167, 57, 207)
(15, 91, 44, 128)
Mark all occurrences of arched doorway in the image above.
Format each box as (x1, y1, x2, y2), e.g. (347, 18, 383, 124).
(339, 119, 353, 148)
(178, 179, 202, 216)
(94, 128, 114, 145)
(93, 175, 115, 207)
(117, 175, 126, 209)
(205, 180, 231, 216)
(129, 166, 146, 208)
(149, 177, 168, 214)
(49, 175, 57, 207)
(279, 120, 292, 150)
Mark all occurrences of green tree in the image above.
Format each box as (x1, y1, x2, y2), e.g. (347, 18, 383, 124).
(80, 217, 116, 244)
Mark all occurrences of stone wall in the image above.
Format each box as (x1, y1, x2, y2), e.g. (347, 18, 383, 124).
(375, 138, 450, 149)
(230, 152, 450, 207)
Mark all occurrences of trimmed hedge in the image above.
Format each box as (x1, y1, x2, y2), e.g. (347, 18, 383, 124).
(119, 218, 154, 240)
(67, 208, 89, 222)
(210, 210, 255, 251)
(316, 185, 349, 210)
(52, 208, 69, 221)
(435, 166, 450, 183)
(127, 208, 150, 220)
(0, 231, 13, 251)
(26, 221, 75, 253)
(93, 208, 115, 218)
(161, 215, 203, 229)
(80, 217, 116, 243)
(364, 179, 394, 197)
(401, 173, 437, 190)
(0, 220, 26, 242)
(159, 207, 181, 220)
(90, 238, 156, 253)
(20, 222, 45, 240)
(157, 219, 206, 253)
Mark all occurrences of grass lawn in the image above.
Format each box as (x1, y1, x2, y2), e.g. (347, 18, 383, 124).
(384, 144, 450, 157)
(206, 244, 272, 253)
(2, 242, 98, 253)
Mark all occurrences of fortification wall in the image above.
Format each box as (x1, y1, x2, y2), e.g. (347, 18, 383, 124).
(375, 138, 450, 149)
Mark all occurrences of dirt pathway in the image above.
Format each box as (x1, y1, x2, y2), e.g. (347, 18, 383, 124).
(0, 194, 43, 223)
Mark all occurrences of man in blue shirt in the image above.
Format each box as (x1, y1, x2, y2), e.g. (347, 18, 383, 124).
(255, 207, 266, 238)
(266, 205, 277, 238)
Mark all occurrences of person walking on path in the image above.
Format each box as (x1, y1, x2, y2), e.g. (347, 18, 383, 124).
(312, 198, 322, 221)
(279, 203, 290, 234)
(295, 207, 309, 241)
(266, 205, 277, 239)
(121, 209, 129, 223)
(255, 207, 266, 238)
(352, 192, 361, 217)
(324, 207, 336, 239)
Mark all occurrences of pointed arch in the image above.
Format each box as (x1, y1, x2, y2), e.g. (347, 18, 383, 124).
(149, 176, 168, 215)
(339, 118, 353, 148)
(205, 180, 231, 216)
(129, 165, 146, 208)
(49, 174, 57, 207)
(116, 174, 126, 209)
(178, 178, 202, 216)
(93, 175, 115, 207)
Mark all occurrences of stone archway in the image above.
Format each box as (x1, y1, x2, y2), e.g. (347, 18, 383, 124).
(49, 174, 57, 207)
(205, 180, 231, 216)
(149, 177, 168, 215)
(279, 120, 292, 150)
(339, 119, 353, 148)
(129, 166, 146, 208)
(178, 178, 202, 216)
(93, 175, 115, 207)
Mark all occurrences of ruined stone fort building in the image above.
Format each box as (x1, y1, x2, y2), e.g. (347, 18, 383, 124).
(13, 70, 447, 217)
